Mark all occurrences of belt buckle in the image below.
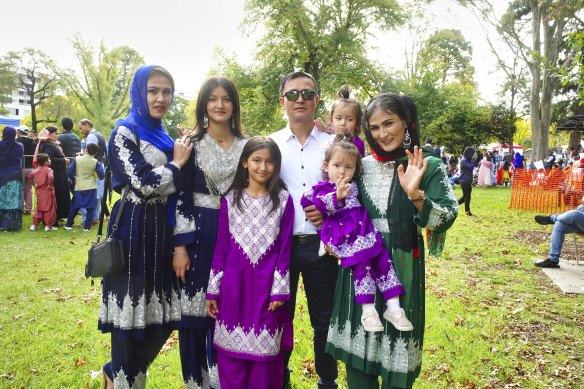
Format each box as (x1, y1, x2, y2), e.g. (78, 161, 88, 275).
(296, 234, 309, 245)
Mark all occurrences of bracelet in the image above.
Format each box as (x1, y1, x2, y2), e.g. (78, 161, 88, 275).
(408, 190, 425, 202)
(173, 251, 188, 255)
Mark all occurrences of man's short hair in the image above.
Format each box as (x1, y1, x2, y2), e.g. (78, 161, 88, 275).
(79, 118, 94, 128)
(425, 137, 433, 144)
(61, 117, 74, 131)
(85, 142, 98, 156)
(279, 71, 319, 96)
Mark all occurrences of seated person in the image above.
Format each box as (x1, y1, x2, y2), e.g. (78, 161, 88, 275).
(534, 196, 584, 268)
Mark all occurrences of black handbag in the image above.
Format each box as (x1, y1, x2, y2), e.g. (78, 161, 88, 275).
(85, 185, 129, 278)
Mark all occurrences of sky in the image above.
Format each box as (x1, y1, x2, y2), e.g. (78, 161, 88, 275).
(1, 0, 507, 102)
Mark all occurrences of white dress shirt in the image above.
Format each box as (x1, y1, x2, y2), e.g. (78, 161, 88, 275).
(271, 126, 330, 235)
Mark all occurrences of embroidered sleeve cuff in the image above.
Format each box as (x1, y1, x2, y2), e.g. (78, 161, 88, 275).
(270, 269, 290, 297)
(413, 198, 432, 228)
(207, 269, 223, 296)
(206, 293, 220, 300)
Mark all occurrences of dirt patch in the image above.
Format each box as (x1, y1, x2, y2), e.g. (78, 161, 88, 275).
(514, 229, 581, 261)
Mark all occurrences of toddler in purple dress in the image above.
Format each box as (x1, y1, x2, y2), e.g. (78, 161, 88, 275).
(301, 139, 413, 332)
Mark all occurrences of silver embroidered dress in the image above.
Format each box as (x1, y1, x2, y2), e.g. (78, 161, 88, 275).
(325, 155, 458, 388)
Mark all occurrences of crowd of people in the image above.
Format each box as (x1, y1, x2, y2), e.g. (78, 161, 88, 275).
(0, 65, 460, 389)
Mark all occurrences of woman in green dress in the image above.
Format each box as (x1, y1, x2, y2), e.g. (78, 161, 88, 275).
(325, 93, 458, 388)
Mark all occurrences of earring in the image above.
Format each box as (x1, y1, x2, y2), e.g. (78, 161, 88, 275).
(231, 117, 236, 130)
(203, 113, 209, 129)
(403, 128, 412, 148)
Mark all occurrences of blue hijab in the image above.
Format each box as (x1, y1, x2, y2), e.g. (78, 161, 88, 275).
(116, 65, 175, 160)
(0, 126, 24, 188)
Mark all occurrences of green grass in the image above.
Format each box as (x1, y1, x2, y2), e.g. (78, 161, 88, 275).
(0, 186, 583, 388)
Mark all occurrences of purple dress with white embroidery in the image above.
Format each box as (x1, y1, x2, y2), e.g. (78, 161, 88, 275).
(206, 190, 294, 363)
(301, 181, 404, 304)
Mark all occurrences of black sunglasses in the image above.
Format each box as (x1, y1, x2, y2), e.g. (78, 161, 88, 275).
(282, 89, 317, 101)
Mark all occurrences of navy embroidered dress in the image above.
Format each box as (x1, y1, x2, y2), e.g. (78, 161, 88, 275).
(174, 134, 247, 388)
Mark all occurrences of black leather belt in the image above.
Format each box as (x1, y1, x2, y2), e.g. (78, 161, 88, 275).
(293, 234, 319, 245)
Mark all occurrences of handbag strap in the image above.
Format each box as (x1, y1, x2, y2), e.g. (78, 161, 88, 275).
(96, 126, 140, 241)
(96, 186, 128, 241)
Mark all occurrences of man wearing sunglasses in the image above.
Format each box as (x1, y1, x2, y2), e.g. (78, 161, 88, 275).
(271, 71, 339, 389)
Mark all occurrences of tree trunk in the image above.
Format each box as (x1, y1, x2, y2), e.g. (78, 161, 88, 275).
(530, 0, 544, 161)
(569, 131, 581, 152)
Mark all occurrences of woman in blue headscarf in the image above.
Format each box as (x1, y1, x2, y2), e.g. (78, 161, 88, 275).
(98, 65, 192, 388)
(0, 126, 24, 231)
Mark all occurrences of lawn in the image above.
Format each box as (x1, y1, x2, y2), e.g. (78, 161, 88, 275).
(0, 186, 582, 388)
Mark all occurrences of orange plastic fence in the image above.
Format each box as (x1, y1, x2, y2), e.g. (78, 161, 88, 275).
(510, 167, 584, 213)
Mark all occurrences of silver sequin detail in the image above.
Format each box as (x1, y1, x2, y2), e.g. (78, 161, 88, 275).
(181, 288, 208, 318)
(328, 230, 378, 259)
(113, 367, 146, 389)
(193, 192, 220, 210)
(360, 157, 393, 217)
(114, 126, 176, 201)
(207, 269, 224, 296)
(214, 322, 284, 357)
(371, 218, 389, 233)
(327, 319, 422, 372)
(270, 269, 290, 296)
(227, 191, 289, 266)
(174, 198, 195, 235)
(354, 268, 376, 297)
(195, 134, 246, 197)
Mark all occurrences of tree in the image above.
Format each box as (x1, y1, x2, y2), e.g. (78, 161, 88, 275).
(0, 59, 17, 115)
(53, 35, 144, 137)
(236, 0, 406, 131)
(458, 0, 584, 160)
(34, 95, 85, 128)
(1, 48, 59, 131)
(416, 29, 475, 85)
(162, 95, 190, 139)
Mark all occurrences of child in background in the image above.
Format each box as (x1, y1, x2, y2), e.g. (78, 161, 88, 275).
(64, 143, 105, 231)
(28, 153, 57, 231)
(501, 160, 511, 187)
(206, 136, 293, 389)
(328, 86, 366, 156)
(301, 139, 413, 332)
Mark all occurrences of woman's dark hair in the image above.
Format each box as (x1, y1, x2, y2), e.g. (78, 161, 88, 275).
(192, 76, 244, 141)
(330, 86, 362, 136)
(149, 66, 175, 91)
(45, 125, 59, 134)
(364, 93, 420, 152)
(229, 136, 287, 214)
(322, 136, 363, 181)
(37, 153, 50, 166)
(503, 160, 510, 170)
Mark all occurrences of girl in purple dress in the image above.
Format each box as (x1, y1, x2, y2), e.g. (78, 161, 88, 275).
(206, 136, 294, 389)
(301, 139, 413, 332)
(328, 86, 366, 156)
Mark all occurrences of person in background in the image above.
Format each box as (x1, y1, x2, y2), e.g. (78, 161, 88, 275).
(458, 147, 479, 216)
(534, 197, 584, 268)
(78, 118, 107, 224)
(58, 116, 81, 161)
(543, 151, 554, 169)
(34, 126, 70, 222)
(28, 153, 57, 231)
(64, 142, 105, 232)
(0, 126, 24, 231)
(16, 125, 35, 214)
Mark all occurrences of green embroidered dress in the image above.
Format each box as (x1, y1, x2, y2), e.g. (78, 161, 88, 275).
(326, 155, 458, 388)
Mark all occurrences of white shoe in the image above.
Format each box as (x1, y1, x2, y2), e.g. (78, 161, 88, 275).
(383, 308, 414, 331)
(361, 311, 384, 332)
(63, 226, 73, 230)
(29, 225, 37, 231)
(45, 226, 58, 231)
(83, 228, 90, 232)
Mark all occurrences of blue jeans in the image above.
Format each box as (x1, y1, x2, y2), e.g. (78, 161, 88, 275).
(549, 210, 584, 261)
